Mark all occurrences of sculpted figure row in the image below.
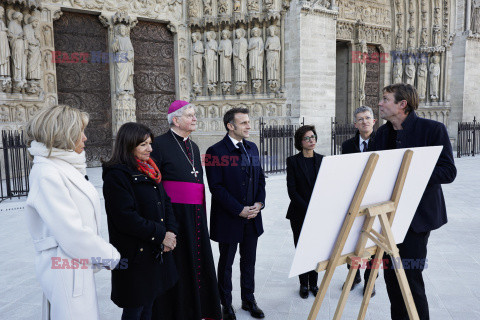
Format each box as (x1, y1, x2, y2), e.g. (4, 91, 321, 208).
(0, 7, 42, 94)
(192, 25, 281, 95)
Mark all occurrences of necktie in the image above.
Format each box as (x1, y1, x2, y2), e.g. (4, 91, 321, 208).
(237, 142, 250, 165)
(362, 141, 368, 152)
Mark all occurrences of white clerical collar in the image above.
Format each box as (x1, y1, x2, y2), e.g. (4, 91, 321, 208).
(228, 135, 242, 148)
(171, 128, 189, 141)
(359, 135, 370, 150)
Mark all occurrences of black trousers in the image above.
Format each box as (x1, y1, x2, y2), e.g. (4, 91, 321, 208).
(217, 222, 258, 306)
(290, 219, 318, 287)
(384, 228, 430, 320)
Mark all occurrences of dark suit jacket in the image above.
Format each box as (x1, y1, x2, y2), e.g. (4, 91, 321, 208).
(205, 134, 266, 243)
(370, 111, 457, 233)
(286, 152, 323, 222)
(341, 131, 376, 154)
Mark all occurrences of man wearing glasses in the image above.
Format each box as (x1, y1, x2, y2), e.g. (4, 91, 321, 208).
(341, 106, 376, 154)
(341, 106, 378, 296)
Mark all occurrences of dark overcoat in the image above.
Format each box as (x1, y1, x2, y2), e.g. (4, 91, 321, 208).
(370, 111, 457, 232)
(341, 130, 376, 154)
(285, 152, 323, 222)
(205, 134, 266, 243)
(102, 164, 178, 308)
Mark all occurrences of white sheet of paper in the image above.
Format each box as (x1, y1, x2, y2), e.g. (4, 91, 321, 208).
(289, 146, 442, 278)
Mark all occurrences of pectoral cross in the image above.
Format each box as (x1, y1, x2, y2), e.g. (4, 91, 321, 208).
(191, 167, 199, 177)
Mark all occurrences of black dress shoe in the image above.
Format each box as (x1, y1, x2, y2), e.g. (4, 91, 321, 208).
(363, 285, 376, 298)
(309, 286, 319, 297)
(342, 276, 361, 291)
(299, 285, 309, 299)
(241, 300, 265, 319)
(222, 305, 236, 320)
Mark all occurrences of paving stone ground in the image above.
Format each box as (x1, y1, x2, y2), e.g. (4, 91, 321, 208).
(0, 156, 479, 320)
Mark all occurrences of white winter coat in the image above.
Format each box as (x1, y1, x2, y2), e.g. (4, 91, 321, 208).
(25, 155, 120, 320)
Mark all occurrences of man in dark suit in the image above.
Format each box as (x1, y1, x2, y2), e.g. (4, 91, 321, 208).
(371, 83, 456, 320)
(341, 106, 377, 296)
(205, 107, 266, 320)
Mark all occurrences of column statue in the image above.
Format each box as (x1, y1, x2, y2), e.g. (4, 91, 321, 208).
(204, 31, 218, 94)
(233, 28, 247, 94)
(265, 25, 280, 91)
(8, 10, 26, 92)
(192, 32, 204, 94)
(0, 7, 11, 92)
(429, 55, 440, 101)
(218, 29, 232, 93)
(112, 24, 135, 95)
(248, 27, 264, 93)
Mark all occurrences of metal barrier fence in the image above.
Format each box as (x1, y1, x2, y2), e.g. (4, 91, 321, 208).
(331, 118, 357, 155)
(1, 130, 31, 202)
(457, 117, 480, 158)
(259, 119, 298, 174)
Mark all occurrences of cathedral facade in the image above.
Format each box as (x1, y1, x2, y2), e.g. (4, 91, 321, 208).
(0, 0, 478, 165)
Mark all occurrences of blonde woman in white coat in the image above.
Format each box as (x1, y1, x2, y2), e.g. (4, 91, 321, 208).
(25, 105, 121, 320)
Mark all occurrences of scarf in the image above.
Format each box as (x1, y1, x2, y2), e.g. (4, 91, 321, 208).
(28, 140, 87, 175)
(136, 157, 162, 184)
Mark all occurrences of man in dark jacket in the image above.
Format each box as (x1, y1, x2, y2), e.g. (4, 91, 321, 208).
(205, 107, 266, 320)
(371, 83, 456, 320)
(341, 106, 377, 296)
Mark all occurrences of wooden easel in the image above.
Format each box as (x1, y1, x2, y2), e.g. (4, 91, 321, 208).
(308, 150, 419, 320)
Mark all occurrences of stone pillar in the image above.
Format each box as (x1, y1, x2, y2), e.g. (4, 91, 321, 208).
(284, 1, 337, 155)
(100, 11, 138, 138)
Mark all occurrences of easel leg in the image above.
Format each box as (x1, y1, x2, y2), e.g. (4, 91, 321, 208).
(379, 214, 420, 320)
(357, 247, 384, 320)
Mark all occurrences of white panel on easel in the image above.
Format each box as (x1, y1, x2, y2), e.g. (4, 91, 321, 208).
(289, 146, 442, 278)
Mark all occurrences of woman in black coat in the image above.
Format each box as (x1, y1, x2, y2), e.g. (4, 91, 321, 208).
(103, 122, 178, 320)
(286, 125, 324, 299)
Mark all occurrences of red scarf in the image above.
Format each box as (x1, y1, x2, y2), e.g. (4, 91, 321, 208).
(136, 157, 162, 184)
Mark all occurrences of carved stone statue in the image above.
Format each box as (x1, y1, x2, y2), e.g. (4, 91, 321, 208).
(393, 60, 403, 84)
(405, 56, 416, 86)
(420, 27, 428, 47)
(429, 55, 440, 101)
(46, 73, 55, 93)
(265, 25, 280, 91)
(188, 0, 200, 18)
(218, 29, 232, 93)
(264, 0, 274, 10)
(233, 28, 247, 94)
(472, 0, 480, 34)
(112, 24, 135, 95)
(8, 11, 27, 92)
(218, 0, 228, 14)
(43, 25, 52, 46)
(358, 40, 367, 105)
(247, 0, 259, 12)
(192, 32, 204, 94)
(233, 0, 241, 12)
(417, 58, 428, 101)
(203, 0, 213, 15)
(248, 27, 264, 93)
(0, 7, 11, 91)
(24, 16, 42, 81)
(204, 31, 218, 94)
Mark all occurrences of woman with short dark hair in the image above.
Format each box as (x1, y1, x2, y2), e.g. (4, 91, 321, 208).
(103, 122, 178, 320)
(286, 125, 324, 299)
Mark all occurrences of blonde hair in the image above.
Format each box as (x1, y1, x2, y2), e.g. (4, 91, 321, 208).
(26, 105, 89, 157)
